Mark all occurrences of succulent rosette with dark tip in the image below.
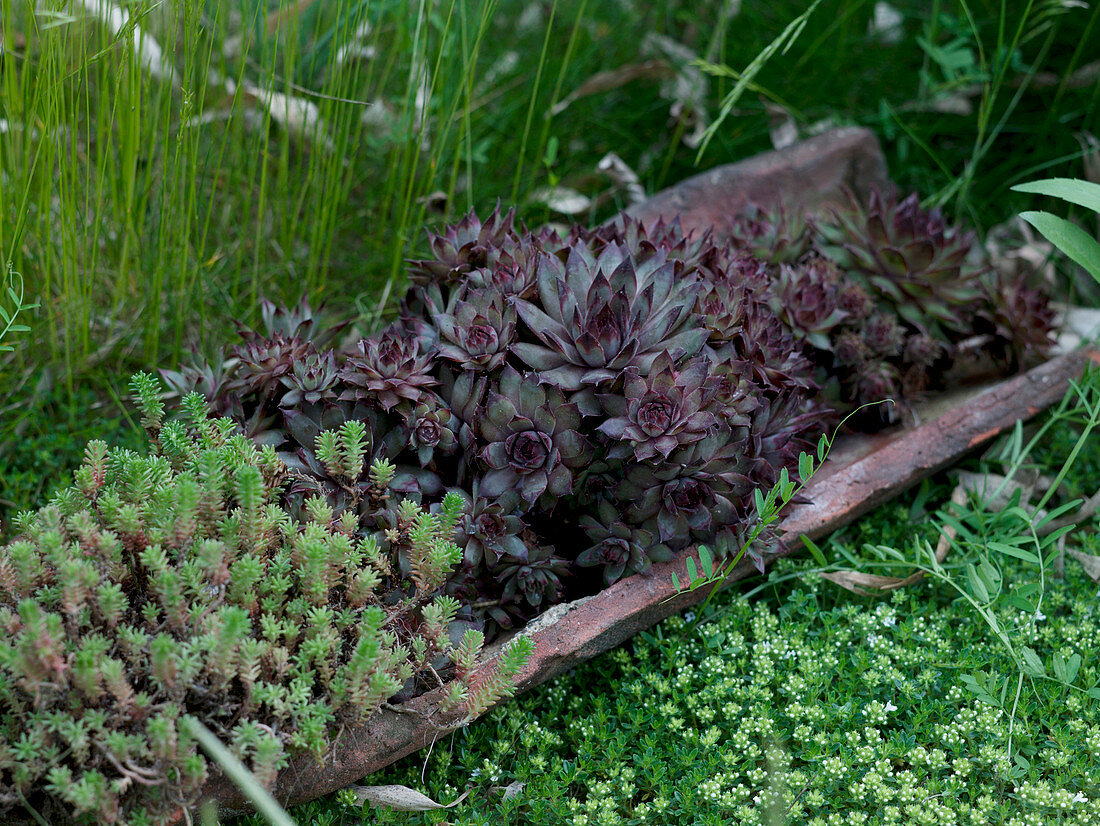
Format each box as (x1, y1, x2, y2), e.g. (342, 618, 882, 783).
(578, 499, 671, 584)
(978, 275, 1057, 369)
(255, 295, 349, 348)
(597, 353, 720, 462)
(708, 356, 762, 428)
(748, 391, 829, 484)
(511, 242, 707, 390)
(615, 428, 756, 549)
(818, 189, 985, 335)
(852, 361, 901, 412)
(477, 366, 591, 505)
(695, 274, 753, 343)
(573, 215, 723, 273)
(454, 494, 528, 568)
(407, 205, 522, 286)
(771, 257, 847, 350)
(903, 332, 944, 369)
(404, 402, 458, 466)
(730, 202, 816, 264)
(341, 325, 438, 412)
(433, 287, 517, 372)
(492, 540, 570, 610)
(861, 312, 906, 358)
(231, 334, 317, 404)
(279, 350, 340, 407)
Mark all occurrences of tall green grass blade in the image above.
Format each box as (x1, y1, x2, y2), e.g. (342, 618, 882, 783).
(185, 717, 297, 826)
(1018, 211, 1100, 283)
(1012, 178, 1100, 213)
(694, 0, 822, 161)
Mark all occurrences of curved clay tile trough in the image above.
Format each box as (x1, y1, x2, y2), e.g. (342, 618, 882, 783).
(188, 128, 1098, 818)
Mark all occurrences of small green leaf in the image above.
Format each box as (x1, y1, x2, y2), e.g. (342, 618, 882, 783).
(1018, 211, 1100, 283)
(798, 452, 813, 483)
(802, 534, 827, 567)
(685, 557, 697, 583)
(1053, 651, 1066, 683)
(966, 563, 990, 603)
(1002, 594, 1035, 613)
(990, 538, 1038, 567)
(1021, 647, 1045, 678)
(817, 434, 829, 463)
(671, 573, 681, 592)
(698, 545, 714, 579)
(1065, 653, 1082, 685)
(1012, 177, 1100, 213)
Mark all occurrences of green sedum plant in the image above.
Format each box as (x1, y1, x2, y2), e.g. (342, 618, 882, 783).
(0, 374, 531, 825)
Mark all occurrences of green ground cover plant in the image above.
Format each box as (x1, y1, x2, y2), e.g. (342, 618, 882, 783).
(0, 375, 532, 822)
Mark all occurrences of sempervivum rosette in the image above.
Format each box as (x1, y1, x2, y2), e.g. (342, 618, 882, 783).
(510, 242, 707, 392)
(407, 205, 521, 286)
(432, 287, 517, 372)
(578, 498, 671, 584)
(596, 353, 721, 462)
(614, 427, 756, 550)
(341, 325, 438, 412)
(817, 189, 985, 335)
(477, 366, 592, 506)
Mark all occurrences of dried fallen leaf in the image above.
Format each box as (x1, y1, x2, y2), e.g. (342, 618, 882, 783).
(953, 471, 1036, 513)
(491, 780, 525, 800)
(597, 153, 646, 205)
(1066, 548, 1100, 583)
(527, 187, 592, 216)
(239, 82, 335, 151)
(552, 60, 674, 116)
(350, 785, 472, 812)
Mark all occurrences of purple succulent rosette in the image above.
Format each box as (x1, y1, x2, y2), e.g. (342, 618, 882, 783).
(454, 493, 528, 568)
(614, 427, 756, 550)
(510, 242, 707, 391)
(433, 287, 518, 372)
(477, 366, 592, 506)
(279, 350, 340, 407)
(597, 353, 721, 462)
(341, 325, 438, 412)
(771, 256, 848, 350)
(404, 402, 457, 466)
(492, 541, 570, 610)
(818, 189, 985, 335)
(578, 498, 671, 584)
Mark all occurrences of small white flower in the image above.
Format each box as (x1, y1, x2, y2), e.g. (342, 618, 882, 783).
(1073, 792, 1088, 803)
(684, 611, 696, 623)
(1033, 610, 1047, 622)
(884, 701, 898, 713)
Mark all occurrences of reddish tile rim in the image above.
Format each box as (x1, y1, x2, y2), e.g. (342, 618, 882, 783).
(182, 347, 1096, 819)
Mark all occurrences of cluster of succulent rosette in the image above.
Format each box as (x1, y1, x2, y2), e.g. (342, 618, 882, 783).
(164, 191, 1054, 632)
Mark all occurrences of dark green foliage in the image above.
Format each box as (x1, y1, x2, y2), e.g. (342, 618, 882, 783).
(0, 376, 530, 824)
